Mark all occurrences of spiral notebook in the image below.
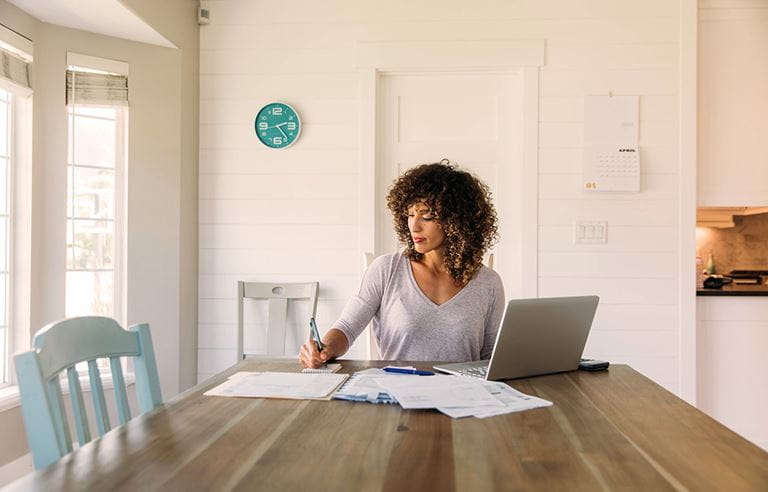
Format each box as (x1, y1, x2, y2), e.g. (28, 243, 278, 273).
(333, 369, 398, 404)
(301, 363, 342, 374)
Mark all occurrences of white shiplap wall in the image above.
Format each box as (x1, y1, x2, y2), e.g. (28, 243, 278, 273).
(198, 0, 683, 392)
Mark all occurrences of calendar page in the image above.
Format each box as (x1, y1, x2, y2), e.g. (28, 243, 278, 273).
(583, 95, 640, 193)
(582, 145, 640, 192)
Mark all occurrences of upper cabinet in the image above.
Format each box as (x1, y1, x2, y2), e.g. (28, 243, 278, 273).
(698, 1, 768, 206)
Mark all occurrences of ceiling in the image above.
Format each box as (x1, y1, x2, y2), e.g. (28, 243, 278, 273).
(7, 0, 175, 48)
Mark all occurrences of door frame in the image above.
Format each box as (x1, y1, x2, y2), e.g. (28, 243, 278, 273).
(355, 40, 545, 298)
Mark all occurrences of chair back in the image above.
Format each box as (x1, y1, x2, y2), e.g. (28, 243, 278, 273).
(14, 316, 163, 470)
(484, 252, 495, 270)
(237, 281, 319, 359)
(362, 253, 382, 360)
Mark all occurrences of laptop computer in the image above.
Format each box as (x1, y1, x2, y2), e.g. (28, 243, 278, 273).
(433, 295, 599, 381)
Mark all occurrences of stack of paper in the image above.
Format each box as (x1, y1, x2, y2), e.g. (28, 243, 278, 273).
(332, 368, 552, 419)
(204, 371, 348, 400)
(378, 375, 500, 409)
(375, 375, 552, 419)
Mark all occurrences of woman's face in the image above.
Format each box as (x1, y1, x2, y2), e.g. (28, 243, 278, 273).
(407, 202, 445, 254)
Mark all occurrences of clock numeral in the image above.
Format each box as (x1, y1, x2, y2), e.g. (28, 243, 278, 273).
(260, 116, 267, 121)
(261, 132, 267, 136)
(286, 122, 296, 131)
(288, 116, 294, 120)
(273, 137, 283, 145)
(272, 107, 283, 116)
(258, 122, 268, 130)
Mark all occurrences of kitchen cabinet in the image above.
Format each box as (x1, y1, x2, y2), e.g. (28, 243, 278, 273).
(697, 2, 768, 206)
(697, 296, 768, 451)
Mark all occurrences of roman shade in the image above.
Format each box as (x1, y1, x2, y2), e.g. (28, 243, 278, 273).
(66, 70, 128, 106)
(0, 47, 30, 90)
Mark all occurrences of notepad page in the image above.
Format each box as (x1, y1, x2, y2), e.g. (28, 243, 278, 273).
(302, 363, 342, 374)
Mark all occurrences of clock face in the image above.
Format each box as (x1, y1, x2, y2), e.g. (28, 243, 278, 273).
(254, 102, 301, 149)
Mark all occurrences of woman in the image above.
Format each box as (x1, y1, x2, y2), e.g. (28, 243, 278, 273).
(299, 160, 504, 368)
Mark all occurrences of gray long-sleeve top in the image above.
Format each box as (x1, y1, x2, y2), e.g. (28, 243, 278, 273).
(335, 251, 505, 362)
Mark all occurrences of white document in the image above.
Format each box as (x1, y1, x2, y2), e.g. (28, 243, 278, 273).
(377, 375, 504, 410)
(204, 372, 348, 400)
(438, 381, 552, 419)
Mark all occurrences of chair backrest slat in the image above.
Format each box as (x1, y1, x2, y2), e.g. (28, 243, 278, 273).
(132, 323, 163, 413)
(110, 356, 131, 424)
(14, 352, 69, 469)
(237, 281, 319, 360)
(66, 366, 91, 445)
(46, 377, 73, 455)
(87, 360, 111, 436)
(267, 298, 288, 355)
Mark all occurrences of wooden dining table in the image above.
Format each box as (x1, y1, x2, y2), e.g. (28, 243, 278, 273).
(7, 359, 768, 491)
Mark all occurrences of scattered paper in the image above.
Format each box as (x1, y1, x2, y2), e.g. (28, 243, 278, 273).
(438, 381, 552, 418)
(204, 372, 348, 400)
(376, 375, 504, 410)
(216, 369, 552, 419)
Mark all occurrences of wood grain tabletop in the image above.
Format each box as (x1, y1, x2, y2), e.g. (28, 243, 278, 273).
(7, 359, 768, 491)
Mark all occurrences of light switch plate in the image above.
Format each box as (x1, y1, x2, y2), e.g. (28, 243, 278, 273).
(574, 221, 607, 244)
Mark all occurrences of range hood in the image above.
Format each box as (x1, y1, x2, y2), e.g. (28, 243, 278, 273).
(696, 207, 768, 228)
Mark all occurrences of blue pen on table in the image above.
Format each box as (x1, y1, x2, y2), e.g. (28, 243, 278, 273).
(383, 367, 434, 376)
(309, 317, 325, 352)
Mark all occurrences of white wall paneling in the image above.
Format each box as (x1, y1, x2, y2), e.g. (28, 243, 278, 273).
(199, 0, 689, 394)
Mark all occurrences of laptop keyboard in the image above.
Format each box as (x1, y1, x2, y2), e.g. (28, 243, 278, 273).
(455, 365, 488, 379)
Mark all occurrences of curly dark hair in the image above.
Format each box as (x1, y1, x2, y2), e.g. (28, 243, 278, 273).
(386, 160, 499, 285)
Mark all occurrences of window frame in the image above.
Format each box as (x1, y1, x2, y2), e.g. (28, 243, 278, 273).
(0, 87, 12, 388)
(0, 79, 32, 391)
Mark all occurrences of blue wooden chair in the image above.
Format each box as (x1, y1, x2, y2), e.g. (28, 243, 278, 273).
(14, 316, 163, 470)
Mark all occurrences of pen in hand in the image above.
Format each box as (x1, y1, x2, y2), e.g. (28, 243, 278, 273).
(309, 317, 325, 353)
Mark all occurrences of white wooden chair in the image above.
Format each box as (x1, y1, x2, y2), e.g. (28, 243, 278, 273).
(236, 281, 319, 360)
(484, 252, 495, 270)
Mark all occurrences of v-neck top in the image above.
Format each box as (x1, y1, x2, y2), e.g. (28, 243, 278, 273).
(335, 251, 505, 362)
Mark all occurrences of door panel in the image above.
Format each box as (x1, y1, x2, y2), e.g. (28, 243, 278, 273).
(377, 72, 525, 297)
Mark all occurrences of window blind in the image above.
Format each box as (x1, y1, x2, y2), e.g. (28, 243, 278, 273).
(0, 47, 30, 90)
(66, 70, 128, 106)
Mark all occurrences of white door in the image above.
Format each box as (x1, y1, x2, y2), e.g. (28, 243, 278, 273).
(376, 72, 525, 298)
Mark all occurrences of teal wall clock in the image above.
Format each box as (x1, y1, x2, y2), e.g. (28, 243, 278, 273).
(254, 102, 301, 149)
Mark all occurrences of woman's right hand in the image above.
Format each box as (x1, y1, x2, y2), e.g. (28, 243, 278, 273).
(298, 328, 349, 369)
(299, 336, 328, 369)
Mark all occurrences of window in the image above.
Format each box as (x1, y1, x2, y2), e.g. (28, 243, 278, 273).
(65, 104, 126, 321)
(0, 34, 32, 389)
(0, 88, 10, 384)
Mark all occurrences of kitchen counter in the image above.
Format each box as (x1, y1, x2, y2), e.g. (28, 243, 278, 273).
(697, 284, 768, 296)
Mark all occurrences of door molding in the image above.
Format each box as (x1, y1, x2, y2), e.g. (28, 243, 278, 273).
(356, 40, 544, 297)
(679, 0, 698, 404)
